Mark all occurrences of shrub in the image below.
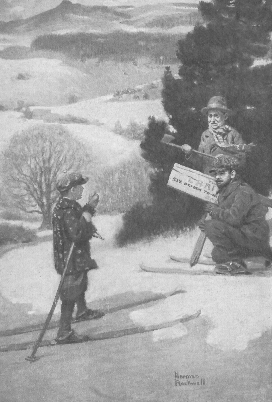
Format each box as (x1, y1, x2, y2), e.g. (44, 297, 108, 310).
(116, 195, 202, 246)
(113, 120, 146, 141)
(22, 106, 33, 119)
(43, 113, 90, 124)
(16, 73, 30, 80)
(0, 224, 36, 246)
(113, 121, 124, 135)
(1, 210, 22, 221)
(90, 157, 152, 214)
(0, 46, 30, 59)
(68, 94, 79, 104)
(15, 100, 35, 112)
(115, 116, 202, 245)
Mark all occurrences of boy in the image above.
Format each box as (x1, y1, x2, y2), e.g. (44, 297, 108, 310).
(52, 172, 103, 344)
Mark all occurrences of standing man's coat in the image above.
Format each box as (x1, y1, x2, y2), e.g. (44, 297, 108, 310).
(192, 127, 244, 174)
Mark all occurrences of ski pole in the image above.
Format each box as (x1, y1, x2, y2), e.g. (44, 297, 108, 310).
(26, 242, 75, 362)
(93, 231, 105, 240)
(190, 231, 207, 267)
(190, 213, 212, 267)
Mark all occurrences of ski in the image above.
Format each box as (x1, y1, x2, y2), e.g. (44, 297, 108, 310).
(140, 263, 272, 276)
(170, 255, 214, 265)
(140, 263, 215, 275)
(0, 289, 183, 338)
(0, 310, 201, 353)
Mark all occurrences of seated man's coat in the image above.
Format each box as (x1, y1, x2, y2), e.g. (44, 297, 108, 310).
(205, 178, 270, 263)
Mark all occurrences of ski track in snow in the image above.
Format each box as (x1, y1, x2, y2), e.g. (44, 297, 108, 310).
(0, 216, 271, 352)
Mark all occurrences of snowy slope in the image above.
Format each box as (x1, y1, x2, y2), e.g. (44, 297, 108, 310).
(50, 97, 167, 129)
(0, 221, 271, 352)
(0, 58, 97, 107)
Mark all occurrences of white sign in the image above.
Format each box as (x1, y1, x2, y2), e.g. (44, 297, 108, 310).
(167, 163, 218, 204)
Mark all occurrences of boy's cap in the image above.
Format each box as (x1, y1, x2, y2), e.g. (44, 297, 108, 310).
(209, 154, 241, 173)
(56, 172, 88, 193)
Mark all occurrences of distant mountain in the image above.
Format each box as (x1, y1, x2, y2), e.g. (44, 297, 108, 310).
(0, 1, 199, 22)
(0, 0, 200, 36)
(0, 0, 60, 22)
(0, 1, 131, 35)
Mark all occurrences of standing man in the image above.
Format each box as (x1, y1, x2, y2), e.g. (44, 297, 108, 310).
(181, 96, 249, 173)
(52, 172, 103, 344)
(202, 155, 271, 274)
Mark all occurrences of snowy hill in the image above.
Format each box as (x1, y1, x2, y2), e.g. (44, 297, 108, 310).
(0, 1, 130, 35)
(0, 1, 199, 35)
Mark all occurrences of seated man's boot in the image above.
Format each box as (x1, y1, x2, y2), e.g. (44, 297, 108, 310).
(262, 247, 272, 263)
(215, 260, 251, 275)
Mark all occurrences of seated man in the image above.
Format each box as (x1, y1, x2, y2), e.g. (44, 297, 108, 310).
(202, 155, 271, 275)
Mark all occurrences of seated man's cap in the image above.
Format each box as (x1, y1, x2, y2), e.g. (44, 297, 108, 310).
(201, 96, 233, 115)
(56, 172, 89, 193)
(209, 154, 242, 173)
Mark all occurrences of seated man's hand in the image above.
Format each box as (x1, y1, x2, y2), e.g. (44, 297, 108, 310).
(198, 218, 206, 232)
(204, 202, 216, 214)
(181, 144, 192, 156)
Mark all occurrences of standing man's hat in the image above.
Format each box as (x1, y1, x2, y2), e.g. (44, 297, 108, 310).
(201, 96, 233, 115)
(56, 172, 89, 193)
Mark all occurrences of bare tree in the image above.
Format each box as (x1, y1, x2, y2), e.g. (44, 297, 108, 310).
(2, 124, 91, 229)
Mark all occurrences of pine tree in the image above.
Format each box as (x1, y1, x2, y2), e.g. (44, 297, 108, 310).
(117, 0, 272, 245)
(161, 0, 272, 193)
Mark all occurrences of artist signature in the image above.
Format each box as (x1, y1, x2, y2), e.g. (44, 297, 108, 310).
(174, 372, 206, 387)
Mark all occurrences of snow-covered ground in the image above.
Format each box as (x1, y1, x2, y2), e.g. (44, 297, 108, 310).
(0, 58, 97, 107)
(0, 55, 172, 107)
(0, 215, 271, 353)
(0, 111, 142, 169)
(40, 97, 167, 130)
(0, 51, 271, 360)
(0, 93, 166, 165)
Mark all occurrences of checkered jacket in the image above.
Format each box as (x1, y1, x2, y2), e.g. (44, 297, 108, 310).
(52, 197, 96, 275)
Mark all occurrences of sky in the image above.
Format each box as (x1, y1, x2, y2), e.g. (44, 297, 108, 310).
(0, 0, 202, 21)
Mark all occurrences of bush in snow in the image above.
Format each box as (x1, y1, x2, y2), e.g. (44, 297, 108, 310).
(0, 224, 36, 246)
(91, 158, 152, 215)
